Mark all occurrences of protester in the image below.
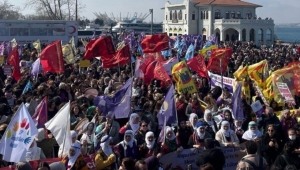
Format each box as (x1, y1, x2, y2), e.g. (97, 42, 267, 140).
(215, 121, 240, 147)
(61, 142, 88, 170)
(94, 135, 116, 169)
(35, 128, 57, 158)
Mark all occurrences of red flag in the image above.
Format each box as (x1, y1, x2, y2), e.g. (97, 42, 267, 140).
(84, 36, 115, 60)
(187, 54, 208, 78)
(6, 46, 21, 81)
(141, 33, 169, 53)
(155, 53, 165, 62)
(139, 55, 155, 73)
(207, 48, 232, 74)
(144, 61, 171, 85)
(101, 45, 131, 68)
(84, 39, 97, 59)
(40, 40, 65, 74)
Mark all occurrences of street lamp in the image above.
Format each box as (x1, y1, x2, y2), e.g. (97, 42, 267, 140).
(149, 9, 153, 35)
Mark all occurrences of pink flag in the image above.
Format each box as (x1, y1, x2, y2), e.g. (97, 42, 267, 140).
(32, 97, 48, 128)
(134, 57, 145, 78)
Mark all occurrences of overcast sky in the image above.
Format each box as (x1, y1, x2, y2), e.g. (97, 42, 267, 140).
(10, 0, 299, 24)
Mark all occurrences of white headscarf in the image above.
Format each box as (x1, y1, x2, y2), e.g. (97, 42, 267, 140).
(242, 121, 262, 140)
(220, 121, 231, 137)
(145, 131, 155, 149)
(189, 113, 198, 130)
(165, 126, 176, 140)
(234, 120, 243, 130)
(124, 130, 134, 147)
(70, 130, 78, 139)
(204, 110, 216, 132)
(68, 142, 81, 170)
(25, 141, 40, 161)
(100, 135, 114, 156)
(129, 113, 140, 134)
(196, 124, 206, 139)
(35, 128, 45, 142)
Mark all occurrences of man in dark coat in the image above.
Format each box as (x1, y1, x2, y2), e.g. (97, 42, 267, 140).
(196, 138, 225, 170)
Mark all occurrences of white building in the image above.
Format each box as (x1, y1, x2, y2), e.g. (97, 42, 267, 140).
(163, 0, 275, 46)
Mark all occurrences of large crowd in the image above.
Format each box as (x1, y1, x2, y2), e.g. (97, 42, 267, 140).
(0, 38, 300, 170)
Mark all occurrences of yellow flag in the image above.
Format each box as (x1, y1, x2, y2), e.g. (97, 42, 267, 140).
(62, 44, 75, 64)
(234, 65, 248, 81)
(199, 45, 217, 58)
(248, 60, 268, 89)
(33, 39, 41, 54)
(172, 61, 197, 95)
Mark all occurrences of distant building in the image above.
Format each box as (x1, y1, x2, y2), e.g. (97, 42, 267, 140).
(163, 0, 275, 46)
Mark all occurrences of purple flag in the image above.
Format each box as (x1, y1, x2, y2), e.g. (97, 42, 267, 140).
(31, 58, 41, 77)
(158, 118, 167, 143)
(93, 95, 115, 115)
(113, 78, 133, 119)
(0, 42, 4, 55)
(157, 85, 177, 127)
(32, 97, 48, 128)
(232, 82, 244, 120)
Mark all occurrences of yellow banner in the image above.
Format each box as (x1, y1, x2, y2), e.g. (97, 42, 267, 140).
(171, 61, 197, 94)
(0, 56, 4, 64)
(79, 60, 91, 67)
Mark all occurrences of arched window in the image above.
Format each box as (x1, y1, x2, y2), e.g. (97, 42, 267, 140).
(226, 11, 230, 19)
(178, 10, 182, 20)
(173, 11, 177, 20)
(242, 29, 246, 41)
(169, 10, 172, 20)
(206, 11, 208, 19)
(231, 12, 235, 19)
(266, 29, 272, 41)
(237, 11, 241, 19)
(215, 9, 221, 19)
(247, 11, 252, 19)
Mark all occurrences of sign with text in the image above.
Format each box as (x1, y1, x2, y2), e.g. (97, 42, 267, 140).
(276, 82, 295, 105)
(208, 71, 234, 93)
(159, 148, 245, 170)
(253, 83, 269, 106)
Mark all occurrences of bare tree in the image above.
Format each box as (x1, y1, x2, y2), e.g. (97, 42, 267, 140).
(0, 0, 24, 20)
(24, 0, 85, 20)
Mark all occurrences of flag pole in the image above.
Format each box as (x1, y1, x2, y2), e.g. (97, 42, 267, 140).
(220, 57, 224, 89)
(163, 116, 166, 144)
(60, 101, 70, 158)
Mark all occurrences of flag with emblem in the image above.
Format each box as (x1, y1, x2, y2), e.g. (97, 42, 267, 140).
(62, 44, 75, 64)
(33, 39, 41, 54)
(7, 46, 21, 81)
(0, 103, 38, 162)
(200, 45, 217, 58)
(157, 84, 177, 127)
(248, 60, 268, 89)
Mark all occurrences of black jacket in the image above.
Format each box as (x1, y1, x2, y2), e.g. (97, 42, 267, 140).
(196, 148, 225, 170)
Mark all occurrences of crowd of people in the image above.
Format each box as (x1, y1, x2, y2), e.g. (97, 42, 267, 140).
(0, 38, 300, 170)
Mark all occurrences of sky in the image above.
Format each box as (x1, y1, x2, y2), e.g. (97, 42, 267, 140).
(9, 0, 300, 24)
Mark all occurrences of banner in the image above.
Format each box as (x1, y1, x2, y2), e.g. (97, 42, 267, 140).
(276, 82, 296, 105)
(251, 100, 264, 117)
(0, 158, 61, 170)
(208, 71, 234, 93)
(172, 61, 197, 95)
(253, 83, 269, 106)
(83, 154, 96, 170)
(159, 148, 245, 170)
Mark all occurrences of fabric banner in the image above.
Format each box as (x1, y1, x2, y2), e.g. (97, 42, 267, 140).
(83, 154, 96, 170)
(208, 71, 234, 93)
(159, 148, 245, 170)
(0, 158, 61, 170)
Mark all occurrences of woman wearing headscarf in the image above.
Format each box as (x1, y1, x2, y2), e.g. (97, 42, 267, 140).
(188, 113, 199, 131)
(119, 113, 140, 140)
(176, 120, 193, 149)
(185, 95, 204, 119)
(139, 131, 160, 159)
(49, 162, 66, 170)
(22, 141, 46, 161)
(200, 110, 218, 138)
(86, 106, 96, 121)
(160, 126, 183, 155)
(242, 121, 262, 141)
(218, 110, 235, 130)
(80, 122, 96, 155)
(188, 122, 212, 149)
(94, 135, 116, 170)
(35, 128, 57, 158)
(61, 142, 88, 170)
(117, 130, 138, 161)
(215, 121, 239, 147)
(233, 119, 245, 143)
(280, 109, 297, 136)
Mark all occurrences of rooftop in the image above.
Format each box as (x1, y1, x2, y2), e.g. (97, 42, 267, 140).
(191, 0, 262, 7)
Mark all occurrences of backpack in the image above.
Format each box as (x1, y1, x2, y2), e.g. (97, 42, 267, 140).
(281, 155, 297, 170)
(242, 156, 264, 170)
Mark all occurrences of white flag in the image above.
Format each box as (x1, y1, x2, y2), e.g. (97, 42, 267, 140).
(0, 103, 38, 162)
(163, 57, 179, 75)
(10, 38, 17, 48)
(45, 101, 72, 157)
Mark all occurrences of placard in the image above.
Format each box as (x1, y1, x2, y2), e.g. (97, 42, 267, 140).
(251, 100, 264, 117)
(276, 82, 295, 105)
